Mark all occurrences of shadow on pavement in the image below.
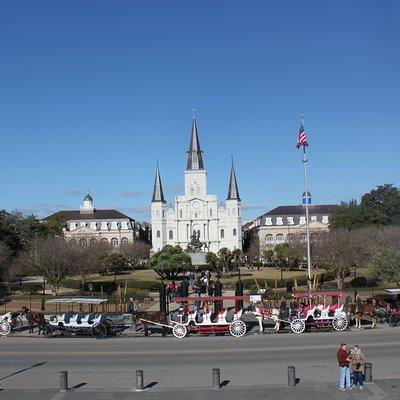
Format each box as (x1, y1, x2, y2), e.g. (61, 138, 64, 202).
(0, 362, 47, 381)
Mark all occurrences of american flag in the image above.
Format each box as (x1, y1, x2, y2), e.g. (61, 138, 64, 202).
(296, 118, 308, 149)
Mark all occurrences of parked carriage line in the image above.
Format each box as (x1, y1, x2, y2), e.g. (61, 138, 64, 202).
(2, 289, 400, 339)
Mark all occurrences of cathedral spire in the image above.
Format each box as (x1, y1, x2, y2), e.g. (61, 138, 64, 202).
(227, 157, 241, 201)
(151, 166, 166, 203)
(186, 117, 204, 170)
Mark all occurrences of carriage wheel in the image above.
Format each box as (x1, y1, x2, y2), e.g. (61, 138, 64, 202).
(172, 324, 187, 339)
(376, 308, 388, 323)
(229, 319, 246, 338)
(0, 321, 11, 336)
(389, 314, 400, 327)
(91, 323, 107, 339)
(290, 319, 305, 334)
(11, 316, 23, 333)
(332, 315, 348, 331)
(45, 324, 54, 338)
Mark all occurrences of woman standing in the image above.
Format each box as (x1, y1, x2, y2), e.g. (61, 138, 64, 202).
(350, 345, 366, 390)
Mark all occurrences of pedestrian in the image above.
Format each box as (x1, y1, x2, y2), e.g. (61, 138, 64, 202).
(350, 345, 366, 390)
(337, 343, 352, 391)
(127, 298, 140, 331)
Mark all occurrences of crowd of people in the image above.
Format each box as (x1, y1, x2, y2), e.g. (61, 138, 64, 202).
(337, 343, 366, 391)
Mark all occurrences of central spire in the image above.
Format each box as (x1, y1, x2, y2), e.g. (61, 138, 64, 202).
(186, 117, 204, 170)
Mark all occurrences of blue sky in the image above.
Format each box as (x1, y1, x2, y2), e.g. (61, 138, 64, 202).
(0, 1, 399, 222)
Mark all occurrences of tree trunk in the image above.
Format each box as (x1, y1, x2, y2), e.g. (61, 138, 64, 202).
(335, 276, 343, 290)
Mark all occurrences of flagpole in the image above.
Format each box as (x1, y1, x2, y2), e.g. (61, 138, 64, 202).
(301, 117, 312, 292)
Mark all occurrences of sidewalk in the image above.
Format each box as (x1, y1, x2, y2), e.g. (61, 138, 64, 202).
(1, 379, 396, 400)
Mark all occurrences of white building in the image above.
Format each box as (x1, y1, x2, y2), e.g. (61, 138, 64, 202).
(44, 194, 149, 246)
(151, 117, 242, 253)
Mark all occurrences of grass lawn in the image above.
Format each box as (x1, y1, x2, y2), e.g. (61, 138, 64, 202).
(66, 267, 320, 285)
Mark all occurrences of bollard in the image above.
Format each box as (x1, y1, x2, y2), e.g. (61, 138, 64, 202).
(364, 362, 372, 383)
(135, 370, 144, 391)
(212, 368, 221, 390)
(59, 371, 68, 392)
(287, 366, 296, 387)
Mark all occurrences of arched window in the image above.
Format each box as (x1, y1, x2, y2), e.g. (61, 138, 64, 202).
(79, 238, 88, 247)
(276, 234, 284, 244)
(287, 233, 294, 243)
(121, 237, 129, 244)
(89, 238, 97, 246)
(310, 233, 318, 243)
(265, 234, 273, 244)
(169, 230, 173, 240)
(156, 230, 160, 238)
(220, 229, 225, 239)
(233, 228, 237, 236)
(101, 238, 108, 243)
(69, 239, 77, 245)
(299, 233, 307, 243)
(111, 237, 119, 247)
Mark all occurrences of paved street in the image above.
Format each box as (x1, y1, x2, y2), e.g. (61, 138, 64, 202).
(1, 327, 400, 398)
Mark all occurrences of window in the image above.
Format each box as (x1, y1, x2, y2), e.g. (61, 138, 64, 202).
(111, 237, 119, 247)
(265, 234, 273, 244)
(180, 210, 183, 218)
(276, 217, 283, 225)
(310, 233, 318, 243)
(220, 229, 225, 239)
(121, 237, 129, 244)
(287, 233, 294, 243)
(101, 238, 108, 243)
(265, 218, 272, 226)
(210, 209, 213, 217)
(79, 238, 88, 247)
(299, 233, 307, 243)
(169, 230, 173, 240)
(156, 230, 160, 238)
(89, 238, 97, 246)
(190, 188, 194, 196)
(69, 239, 77, 245)
(233, 228, 237, 236)
(276, 234, 284, 244)
(322, 215, 329, 224)
(162, 211, 165, 218)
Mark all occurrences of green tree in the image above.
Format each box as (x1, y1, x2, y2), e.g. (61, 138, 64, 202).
(369, 246, 400, 286)
(330, 184, 400, 229)
(147, 245, 192, 280)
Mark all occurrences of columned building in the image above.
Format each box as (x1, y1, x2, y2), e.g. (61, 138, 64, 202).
(151, 117, 242, 253)
(43, 194, 150, 246)
(243, 193, 337, 260)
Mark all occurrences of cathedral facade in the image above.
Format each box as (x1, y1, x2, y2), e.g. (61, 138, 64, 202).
(151, 118, 242, 253)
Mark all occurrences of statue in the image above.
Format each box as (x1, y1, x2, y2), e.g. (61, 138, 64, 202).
(187, 231, 204, 253)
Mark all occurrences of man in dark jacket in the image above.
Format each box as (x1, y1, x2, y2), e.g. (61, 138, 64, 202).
(337, 343, 352, 391)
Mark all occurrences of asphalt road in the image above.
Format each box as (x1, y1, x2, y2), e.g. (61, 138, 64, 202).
(1, 327, 400, 391)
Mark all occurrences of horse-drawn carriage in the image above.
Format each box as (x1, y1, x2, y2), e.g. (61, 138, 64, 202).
(288, 291, 348, 333)
(137, 295, 254, 339)
(249, 291, 348, 334)
(0, 312, 23, 336)
(372, 289, 400, 326)
(45, 297, 115, 339)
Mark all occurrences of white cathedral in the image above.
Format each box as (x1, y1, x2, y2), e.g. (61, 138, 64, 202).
(151, 118, 242, 254)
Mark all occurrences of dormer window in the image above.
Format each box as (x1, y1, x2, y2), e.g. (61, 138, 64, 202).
(276, 217, 283, 225)
(265, 217, 272, 226)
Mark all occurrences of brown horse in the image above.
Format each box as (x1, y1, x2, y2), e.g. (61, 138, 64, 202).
(21, 306, 46, 335)
(348, 299, 377, 329)
(135, 311, 168, 337)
